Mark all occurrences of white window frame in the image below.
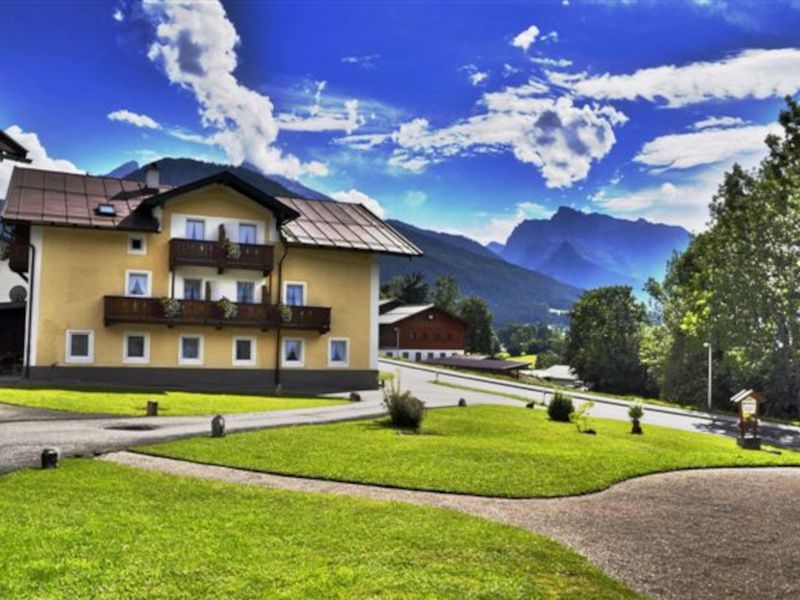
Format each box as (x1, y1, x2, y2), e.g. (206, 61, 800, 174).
(128, 234, 147, 256)
(185, 218, 206, 241)
(232, 336, 257, 367)
(65, 330, 94, 364)
(281, 337, 305, 368)
(125, 270, 152, 298)
(283, 281, 307, 306)
(328, 337, 350, 368)
(123, 331, 150, 364)
(238, 222, 258, 244)
(178, 334, 204, 366)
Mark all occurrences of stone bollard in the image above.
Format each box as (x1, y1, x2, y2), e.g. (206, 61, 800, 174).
(458, 398, 467, 407)
(41, 448, 60, 469)
(350, 392, 362, 402)
(146, 401, 159, 417)
(211, 415, 226, 438)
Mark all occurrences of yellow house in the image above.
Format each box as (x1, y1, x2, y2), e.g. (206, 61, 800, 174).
(2, 164, 421, 392)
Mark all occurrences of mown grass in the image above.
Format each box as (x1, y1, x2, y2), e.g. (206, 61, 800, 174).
(0, 459, 636, 599)
(141, 405, 800, 498)
(0, 385, 343, 416)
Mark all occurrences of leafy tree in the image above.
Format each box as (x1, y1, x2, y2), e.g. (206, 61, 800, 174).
(566, 286, 650, 394)
(380, 272, 429, 304)
(459, 296, 494, 354)
(432, 275, 460, 313)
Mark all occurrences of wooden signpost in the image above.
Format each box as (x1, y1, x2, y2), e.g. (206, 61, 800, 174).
(730, 389, 765, 450)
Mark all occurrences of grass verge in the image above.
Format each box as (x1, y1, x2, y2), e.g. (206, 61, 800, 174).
(0, 459, 636, 599)
(139, 405, 800, 498)
(0, 385, 343, 416)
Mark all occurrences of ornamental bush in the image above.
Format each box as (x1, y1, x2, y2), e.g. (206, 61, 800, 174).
(383, 378, 425, 430)
(547, 392, 574, 422)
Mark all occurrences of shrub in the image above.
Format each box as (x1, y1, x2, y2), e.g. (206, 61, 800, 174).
(547, 392, 574, 422)
(570, 400, 595, 434)
(383, 378, 425, 430)
(629, 402, 644, 434)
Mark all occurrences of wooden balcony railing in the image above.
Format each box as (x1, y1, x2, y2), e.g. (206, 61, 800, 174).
(104, 296, 331, 332)
(169, 238, 274, 274)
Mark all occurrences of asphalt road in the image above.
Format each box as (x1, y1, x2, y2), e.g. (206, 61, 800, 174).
(1, 359, 798, 474)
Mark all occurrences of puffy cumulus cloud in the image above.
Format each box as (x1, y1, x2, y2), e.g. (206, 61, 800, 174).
(691, 115, 748, 130)
(143, 0, 326, 179)
(634, 123, 779, 171)
(511, 25, 540, 51)
(330, 188, 385, 218)
(107, 109, 161, 129)
(385, 84, 627, 188)
(0, 125, 83, 198)
(113, 8, 124, 22)
(460, 64, 489, 86)
(549, 48, 800, 107)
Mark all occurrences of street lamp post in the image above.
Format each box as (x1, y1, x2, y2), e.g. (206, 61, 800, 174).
(702, 342, 712, 412)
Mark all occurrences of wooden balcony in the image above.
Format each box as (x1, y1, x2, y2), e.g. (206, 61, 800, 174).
(169, 238, 274, 274)
(104, 296, 331, 332)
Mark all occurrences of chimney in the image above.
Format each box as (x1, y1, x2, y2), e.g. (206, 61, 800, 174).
(145, 162, 160, 189)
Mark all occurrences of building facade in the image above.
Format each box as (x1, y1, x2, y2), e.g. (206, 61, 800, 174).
(2, 166, 420, 392)
(378, 303, 467, 361)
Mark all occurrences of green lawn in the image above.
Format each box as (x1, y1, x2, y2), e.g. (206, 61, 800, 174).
(141, 405, 800, 498)
(0, 460, 635, 599)
(0, 385, 343, 416)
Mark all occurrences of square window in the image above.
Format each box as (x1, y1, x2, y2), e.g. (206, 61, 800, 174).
(66, 331, 93, 363)
(284, 283, 305, 306)
(127, 271, 151, 297)
(237, 281, 255, 304)
(180, 335, 203, 365)
(128, 236, 146, 255)
(282, 338, 304, 367)
(239, 223, 257, 244)
(186, 219, 205, 240)
(124, 333, 149, 364)
(329, 339, 349, 367)
(233, 337, 256, 366)
(184, 279, 202, 301)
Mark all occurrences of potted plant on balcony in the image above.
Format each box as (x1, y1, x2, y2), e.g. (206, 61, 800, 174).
(223, 238, 242, 260)
(161, 297, 181, 319)
(280, 304, 293, 324)
(218, 296, 238, 320)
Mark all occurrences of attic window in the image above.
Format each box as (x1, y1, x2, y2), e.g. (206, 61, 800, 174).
(96, 203, 117, 216)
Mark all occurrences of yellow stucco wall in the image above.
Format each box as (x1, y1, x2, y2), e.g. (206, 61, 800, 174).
(33, 185, 374, 372)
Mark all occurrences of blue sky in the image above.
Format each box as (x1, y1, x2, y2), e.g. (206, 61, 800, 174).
(2, 1, 800, 243)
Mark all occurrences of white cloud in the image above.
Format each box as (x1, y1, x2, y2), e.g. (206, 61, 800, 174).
(143, 0, 326, 179)
(107, 109, 161, 130)
(434, 201, 555, 245)
(113, 8, 124, 22)
(335, 132, 392, 150)
(276, 80, 365, 134)
(470, 71, 488, 86)
(341, 54, 380, 68)
(549, 48, 800, 107)
(511, 25, 540, 51)
(540, 31, 559, 43)
(503, 63, 521, 77)
(0, 126, 83, 199)
(634, 123, 778, 170)
(691, 115, 747, 130)
(330, 188, 385, 218)
(385, 84, 627, 188)
(529, 56, 573, 67)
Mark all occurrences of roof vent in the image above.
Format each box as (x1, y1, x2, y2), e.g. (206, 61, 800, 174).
(96, 203, 117, 216)
(145, 161, 160, 189)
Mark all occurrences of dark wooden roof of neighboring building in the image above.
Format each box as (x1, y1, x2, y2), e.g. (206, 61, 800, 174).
(1, 167, 422, 256)
(378, 303, 467, 326)
(0, 130, 31, 163)
(423, 356, 530, 371)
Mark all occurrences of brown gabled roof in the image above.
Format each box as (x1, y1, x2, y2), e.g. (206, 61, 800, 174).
(2, 167, 164, 230)
(1, 166, 423, 257)
(0, 130, 31, 163)
(279, 196, 422, 257)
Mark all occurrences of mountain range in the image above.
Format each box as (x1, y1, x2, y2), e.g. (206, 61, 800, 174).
(95, 157, 689, 325)
(496, 207, 691, 291)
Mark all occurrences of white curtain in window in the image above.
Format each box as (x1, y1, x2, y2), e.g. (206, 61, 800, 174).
(239, 224, 257, 244)
(286, 284, 304, 306)
(128, 274, 148, 296)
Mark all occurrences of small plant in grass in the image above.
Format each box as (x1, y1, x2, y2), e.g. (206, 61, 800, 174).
(570, 400, 596, 434)
(161, 297, 181, 319)
(382, 377, 425, 430)
(547, 392, 574, 422)
(629, 402, 644, 434)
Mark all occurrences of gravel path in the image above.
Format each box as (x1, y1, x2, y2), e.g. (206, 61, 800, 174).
(105, 452, 800, 600)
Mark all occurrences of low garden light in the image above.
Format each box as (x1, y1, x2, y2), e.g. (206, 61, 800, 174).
(41, 448, 59, 469)
(211, 415, 226, 438)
